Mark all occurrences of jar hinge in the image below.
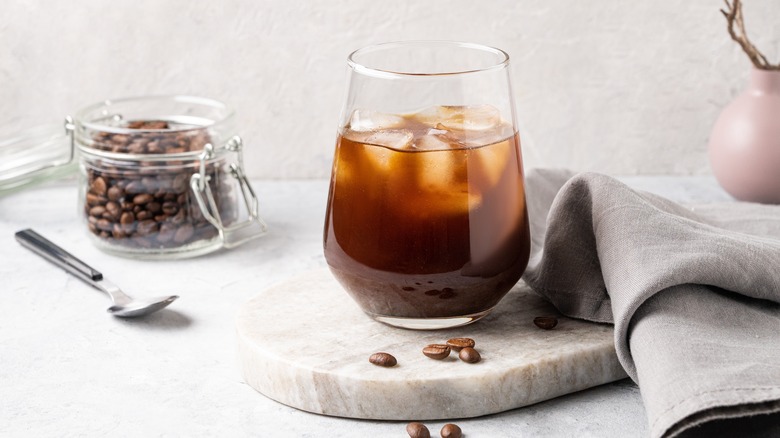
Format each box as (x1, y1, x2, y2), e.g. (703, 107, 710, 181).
(190, 136, 267, 249)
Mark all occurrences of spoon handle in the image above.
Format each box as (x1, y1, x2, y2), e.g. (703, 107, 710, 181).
(15, 229, 103, 283)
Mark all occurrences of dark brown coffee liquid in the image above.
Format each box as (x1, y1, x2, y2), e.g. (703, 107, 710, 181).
(324, 110, 530, 318)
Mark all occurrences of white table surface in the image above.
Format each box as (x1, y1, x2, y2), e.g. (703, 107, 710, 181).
(0, 175, 732, 437)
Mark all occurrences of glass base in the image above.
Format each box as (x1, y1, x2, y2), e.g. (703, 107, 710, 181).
(370, 308, 494, 330)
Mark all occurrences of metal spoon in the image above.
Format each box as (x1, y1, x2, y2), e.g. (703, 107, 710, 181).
(15, 229, 178, 317)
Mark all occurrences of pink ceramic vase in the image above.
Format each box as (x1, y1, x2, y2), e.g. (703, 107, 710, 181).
(709, 68, 780, 204)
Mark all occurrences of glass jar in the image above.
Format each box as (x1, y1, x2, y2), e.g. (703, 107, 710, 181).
(70, 95, 266, 259)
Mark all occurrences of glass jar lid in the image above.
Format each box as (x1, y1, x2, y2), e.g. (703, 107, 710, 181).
(0, 120, 76, 196)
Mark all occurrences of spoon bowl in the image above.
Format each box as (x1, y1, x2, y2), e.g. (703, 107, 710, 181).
(108, 295, 179, 318)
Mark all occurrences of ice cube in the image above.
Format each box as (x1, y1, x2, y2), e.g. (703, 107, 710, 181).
(414, 133, 451, 151)
(363, 145, 394, 172)
(456, 122, 515, 148)
(471, 136, 512, 186)
(365, 130, 414, 150)
(343, 129, 414, 150)
(341, 129, 413, 173)
(348, 109, 406, 132)
(416, 147, 468, 195)
(413, 105, 501, 131)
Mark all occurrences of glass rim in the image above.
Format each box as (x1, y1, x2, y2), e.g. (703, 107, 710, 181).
(347, 40, 510, 79)
(74, 94, 235, 135)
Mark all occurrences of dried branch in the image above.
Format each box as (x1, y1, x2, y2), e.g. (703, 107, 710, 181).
(721, 0, 779, 70)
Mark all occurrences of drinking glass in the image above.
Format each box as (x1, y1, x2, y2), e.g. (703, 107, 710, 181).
(324, 41, 530, 329)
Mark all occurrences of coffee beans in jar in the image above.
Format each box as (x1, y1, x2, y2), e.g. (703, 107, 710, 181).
(73, 95, 266, 259)
(83, 120, 235, 251)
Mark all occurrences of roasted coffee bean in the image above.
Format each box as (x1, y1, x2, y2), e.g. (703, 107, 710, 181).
(107, 186, 123, 201)
(136, 210, 152, 221)
(96, 218, 112, 231)
(146, 121, 168, 129)
(141, 177, 157, 189)
(125, 181, 145, 194)
(105, 202, 120, 219)
(173, 173, 189, 192)
(120, 211, 135, 225)
(157, 223, 176, 243)
(146, 141, 163, 154)
(111, 134, 129, 144)
(406, 422, 430, 438)
(126, 141, 146, 154)
(170, 209, 186, 225)
(368, 352, 397, 367)
(86, 193, 106, 206)
(91, 177, 107, 196)
(446, 338, 475, 352)
(533, 316, 558, 330)
(422, 344, 451, 360)
(173, 223, 194, 243)
(146, 202, 162, 213)
(440, 424, 462, 438)
(127, 120, 167, 130)
(89, 206, 106, 217)
(111, 224, 127, 239)
(133, 194, 153, 205)
(162, 202, 178, 215)
(136, 219, 158, 236)
(459, 347, 481, 364)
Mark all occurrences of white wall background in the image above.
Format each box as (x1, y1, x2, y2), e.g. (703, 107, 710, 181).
(2, 0, 779, 178)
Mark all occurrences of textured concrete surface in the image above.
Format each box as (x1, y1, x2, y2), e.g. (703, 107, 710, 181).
(2, 1, 779, 178)
(0, 175, 730, 437)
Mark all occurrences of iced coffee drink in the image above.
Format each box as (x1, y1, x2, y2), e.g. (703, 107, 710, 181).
(324, 104, 530, 328)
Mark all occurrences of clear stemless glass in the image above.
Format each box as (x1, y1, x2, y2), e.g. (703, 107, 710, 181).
(324, 41, 530, 329)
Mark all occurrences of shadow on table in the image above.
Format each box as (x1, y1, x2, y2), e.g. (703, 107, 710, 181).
(114, 308, 193, 330)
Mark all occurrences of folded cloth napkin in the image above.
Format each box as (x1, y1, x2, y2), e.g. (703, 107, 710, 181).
(522, 169, 780, 438)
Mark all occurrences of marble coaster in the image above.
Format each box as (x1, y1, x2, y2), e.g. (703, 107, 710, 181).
(236, 269, 627, 420)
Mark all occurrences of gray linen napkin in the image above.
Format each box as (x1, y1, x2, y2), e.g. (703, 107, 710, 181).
(522, 169, 780, 438)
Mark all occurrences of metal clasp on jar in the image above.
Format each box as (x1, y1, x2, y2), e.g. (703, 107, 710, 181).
(190, 136, 267, 248)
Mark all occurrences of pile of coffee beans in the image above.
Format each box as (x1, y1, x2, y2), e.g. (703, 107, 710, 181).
(368, 337, 481, 368)
(422, 338, 481, 364)
(406, 422, 462, 438)
(83, 120, 237, 250)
